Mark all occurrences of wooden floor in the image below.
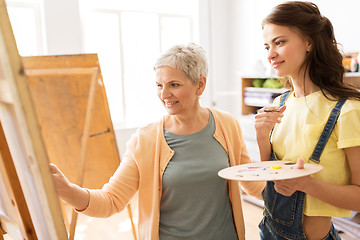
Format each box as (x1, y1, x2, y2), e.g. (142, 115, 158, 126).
(73, 199, 260, 240)
(73, 198, 356, 240)
(73, 198, 263, 240)
(243, 199, 263, 240)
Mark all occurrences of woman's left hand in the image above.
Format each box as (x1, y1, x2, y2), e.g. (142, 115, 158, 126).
(274, 158, 311, 196)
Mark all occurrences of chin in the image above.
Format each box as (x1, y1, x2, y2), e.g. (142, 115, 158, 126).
(275, 70, 286, 77)
(165, 108, 176, 115)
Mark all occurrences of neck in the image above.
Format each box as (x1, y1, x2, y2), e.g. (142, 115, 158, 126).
(165, 106, 209, 135)
(290, 73, 320, 97)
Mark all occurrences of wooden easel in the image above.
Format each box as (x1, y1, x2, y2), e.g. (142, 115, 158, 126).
(0, 0, 68, 238)
(22, 54, 137, 240)
(0, 121, 37, 239)
(0, 0, 136, 238)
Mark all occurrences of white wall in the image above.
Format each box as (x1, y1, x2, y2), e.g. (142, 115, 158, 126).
(43, 0, 82, 54)
(199, 0, 243, 117)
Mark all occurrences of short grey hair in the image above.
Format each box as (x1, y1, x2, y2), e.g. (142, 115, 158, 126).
(154, 43, 208, 84)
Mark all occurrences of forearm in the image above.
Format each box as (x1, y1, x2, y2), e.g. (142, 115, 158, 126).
(303, 178, 360, 212)
(256, 134, 272, 161)
(240, 181, 266, 199)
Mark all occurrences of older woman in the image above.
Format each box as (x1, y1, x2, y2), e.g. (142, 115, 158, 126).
(51, 43, 264, 240)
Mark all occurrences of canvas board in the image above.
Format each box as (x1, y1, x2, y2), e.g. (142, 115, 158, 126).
(0, 0, 68, 238)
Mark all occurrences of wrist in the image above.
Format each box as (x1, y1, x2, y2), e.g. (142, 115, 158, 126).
(72, 184, 90, 211)
(256, 134, 270, 143)
(63, 183, 89, 211)
(74, 187, 90, 211)
(300, 176, 314, 193)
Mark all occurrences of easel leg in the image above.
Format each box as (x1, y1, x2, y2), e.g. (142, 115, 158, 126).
(68, 211, 78, 240)
(67, 69, 98, 240)
(0, 221, 4, 240)
(127, 204, 137, 240)
(60, 201, 71, 233)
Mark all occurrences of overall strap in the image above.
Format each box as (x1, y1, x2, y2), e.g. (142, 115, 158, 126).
(309, 99, 347, 164)
(279, 90, 291, 108)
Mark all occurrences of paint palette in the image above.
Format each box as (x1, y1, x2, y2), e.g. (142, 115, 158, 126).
(218, 160, 323, 181)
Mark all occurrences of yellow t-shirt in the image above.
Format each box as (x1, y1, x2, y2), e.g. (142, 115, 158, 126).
(272, 91, 360, 217)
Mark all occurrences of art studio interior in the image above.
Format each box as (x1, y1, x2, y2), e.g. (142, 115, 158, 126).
(0, 0, 359, 239)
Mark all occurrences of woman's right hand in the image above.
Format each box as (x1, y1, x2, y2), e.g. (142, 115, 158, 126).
(254, 105, 286, 161)
(254, 105, 286, 139)
(49, 163, 90, 211)
(49, 163, 72, 198)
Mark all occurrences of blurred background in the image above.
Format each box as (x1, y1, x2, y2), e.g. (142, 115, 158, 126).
(6, 0, 360, 126)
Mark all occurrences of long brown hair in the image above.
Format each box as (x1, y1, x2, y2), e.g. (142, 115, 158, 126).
(262, 1, 360, 101)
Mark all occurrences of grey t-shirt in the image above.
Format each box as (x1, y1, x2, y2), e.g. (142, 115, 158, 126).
(159, 111, 238, 240)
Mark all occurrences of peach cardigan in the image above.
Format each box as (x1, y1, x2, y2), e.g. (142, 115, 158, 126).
(81, 108, 265, 240)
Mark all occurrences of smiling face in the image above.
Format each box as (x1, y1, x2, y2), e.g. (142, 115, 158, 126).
(155, 66, 205, 116)
(263, 24, 311, 78)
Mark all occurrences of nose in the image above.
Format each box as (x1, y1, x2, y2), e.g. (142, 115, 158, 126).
(267, 47, 277, 62)
(160, 86, 171, 100)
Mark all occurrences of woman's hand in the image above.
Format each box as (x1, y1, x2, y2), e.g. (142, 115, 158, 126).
(254, 105, 286, 139)
(254, 105, 286, 161)
(49, 163, 89, 211)
(274, 158, 310, 196)
(49, 163, 72, 197)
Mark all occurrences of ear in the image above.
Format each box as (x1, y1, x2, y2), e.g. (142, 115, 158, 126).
(197, 75, 207, 96)
(306, 40, 312, 52)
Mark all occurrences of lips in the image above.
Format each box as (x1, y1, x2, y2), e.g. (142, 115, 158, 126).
(272, 60, 284, 69)
(164, 101, 178, 107)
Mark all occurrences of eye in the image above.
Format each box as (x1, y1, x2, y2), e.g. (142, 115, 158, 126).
(156, 83, 162, 88)
(264, 46, 270, 51)
(275, 40, 285, 46)
(171, 83, 180, 87)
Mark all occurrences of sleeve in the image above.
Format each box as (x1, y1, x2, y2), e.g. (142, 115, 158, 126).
(231, 116, 266, 197)
(336, 100, 360, 149)
(79, 133, 140, 217)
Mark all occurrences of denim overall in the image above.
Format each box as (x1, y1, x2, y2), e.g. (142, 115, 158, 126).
(259, 91, 345, 240)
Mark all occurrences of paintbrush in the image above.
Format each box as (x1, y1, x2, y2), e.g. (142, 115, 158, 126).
(257, 109, 280, 113)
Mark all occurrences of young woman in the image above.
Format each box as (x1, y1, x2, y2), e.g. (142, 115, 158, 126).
(255, 1, 360, 240)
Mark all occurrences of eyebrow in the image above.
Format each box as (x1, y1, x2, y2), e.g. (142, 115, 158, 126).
(156, 80, 179, 84)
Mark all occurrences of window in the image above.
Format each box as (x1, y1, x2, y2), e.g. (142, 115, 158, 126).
(80, 0, 199, 126)
(5, 0, 45, 56)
